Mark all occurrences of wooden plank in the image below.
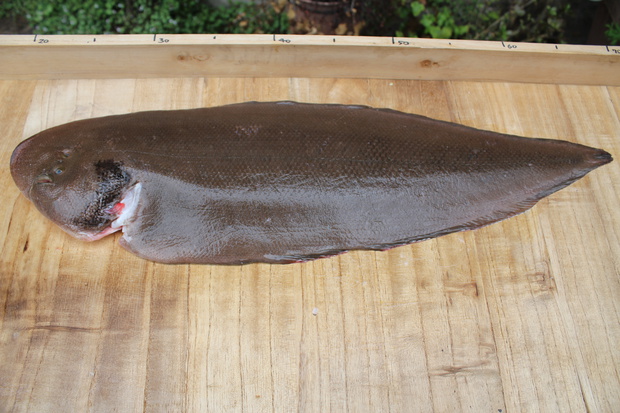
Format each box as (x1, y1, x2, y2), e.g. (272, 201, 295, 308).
(0, 77, 619, 412)
(0, 34, 619, 85)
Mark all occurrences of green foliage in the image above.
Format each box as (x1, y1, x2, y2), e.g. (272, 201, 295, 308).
(606, 23, 620, 45)
(0, 0, 24, 18)
(1, 0, 288, 34)
(473, 1, 572, 43)
(387, 0, 575, 43)
(407, 1, 469, 39)
(357, 0, 412, 37)
(410, 1, 424, 18)
(0, 0, 599, 44)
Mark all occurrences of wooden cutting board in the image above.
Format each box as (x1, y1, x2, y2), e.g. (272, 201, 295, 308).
(0, 36, 619, 413)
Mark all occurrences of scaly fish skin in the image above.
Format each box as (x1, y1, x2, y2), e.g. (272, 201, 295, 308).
(10, 102, 612, 264)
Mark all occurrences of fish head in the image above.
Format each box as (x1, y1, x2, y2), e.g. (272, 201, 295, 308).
(10, 123, 132, 241)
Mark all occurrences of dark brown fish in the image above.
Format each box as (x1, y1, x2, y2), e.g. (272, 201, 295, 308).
(10, 101, 612, 264)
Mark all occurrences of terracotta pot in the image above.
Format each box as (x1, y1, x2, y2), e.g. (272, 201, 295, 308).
(290, 0, 343, 14)
(289, 0, 347, 34)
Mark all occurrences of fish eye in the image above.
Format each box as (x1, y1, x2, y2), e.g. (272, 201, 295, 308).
(54, 167, 64, 175)
(61, 149, 72, 158)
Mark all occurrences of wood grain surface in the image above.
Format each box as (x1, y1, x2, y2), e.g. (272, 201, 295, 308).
(1, 34, 618, 85)
(1, 77, 619, 412)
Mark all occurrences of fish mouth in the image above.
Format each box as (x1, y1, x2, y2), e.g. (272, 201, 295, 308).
(73, 183, 142, 242)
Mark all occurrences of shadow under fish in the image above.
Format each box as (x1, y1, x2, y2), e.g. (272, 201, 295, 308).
(10, 101, 613, 264)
